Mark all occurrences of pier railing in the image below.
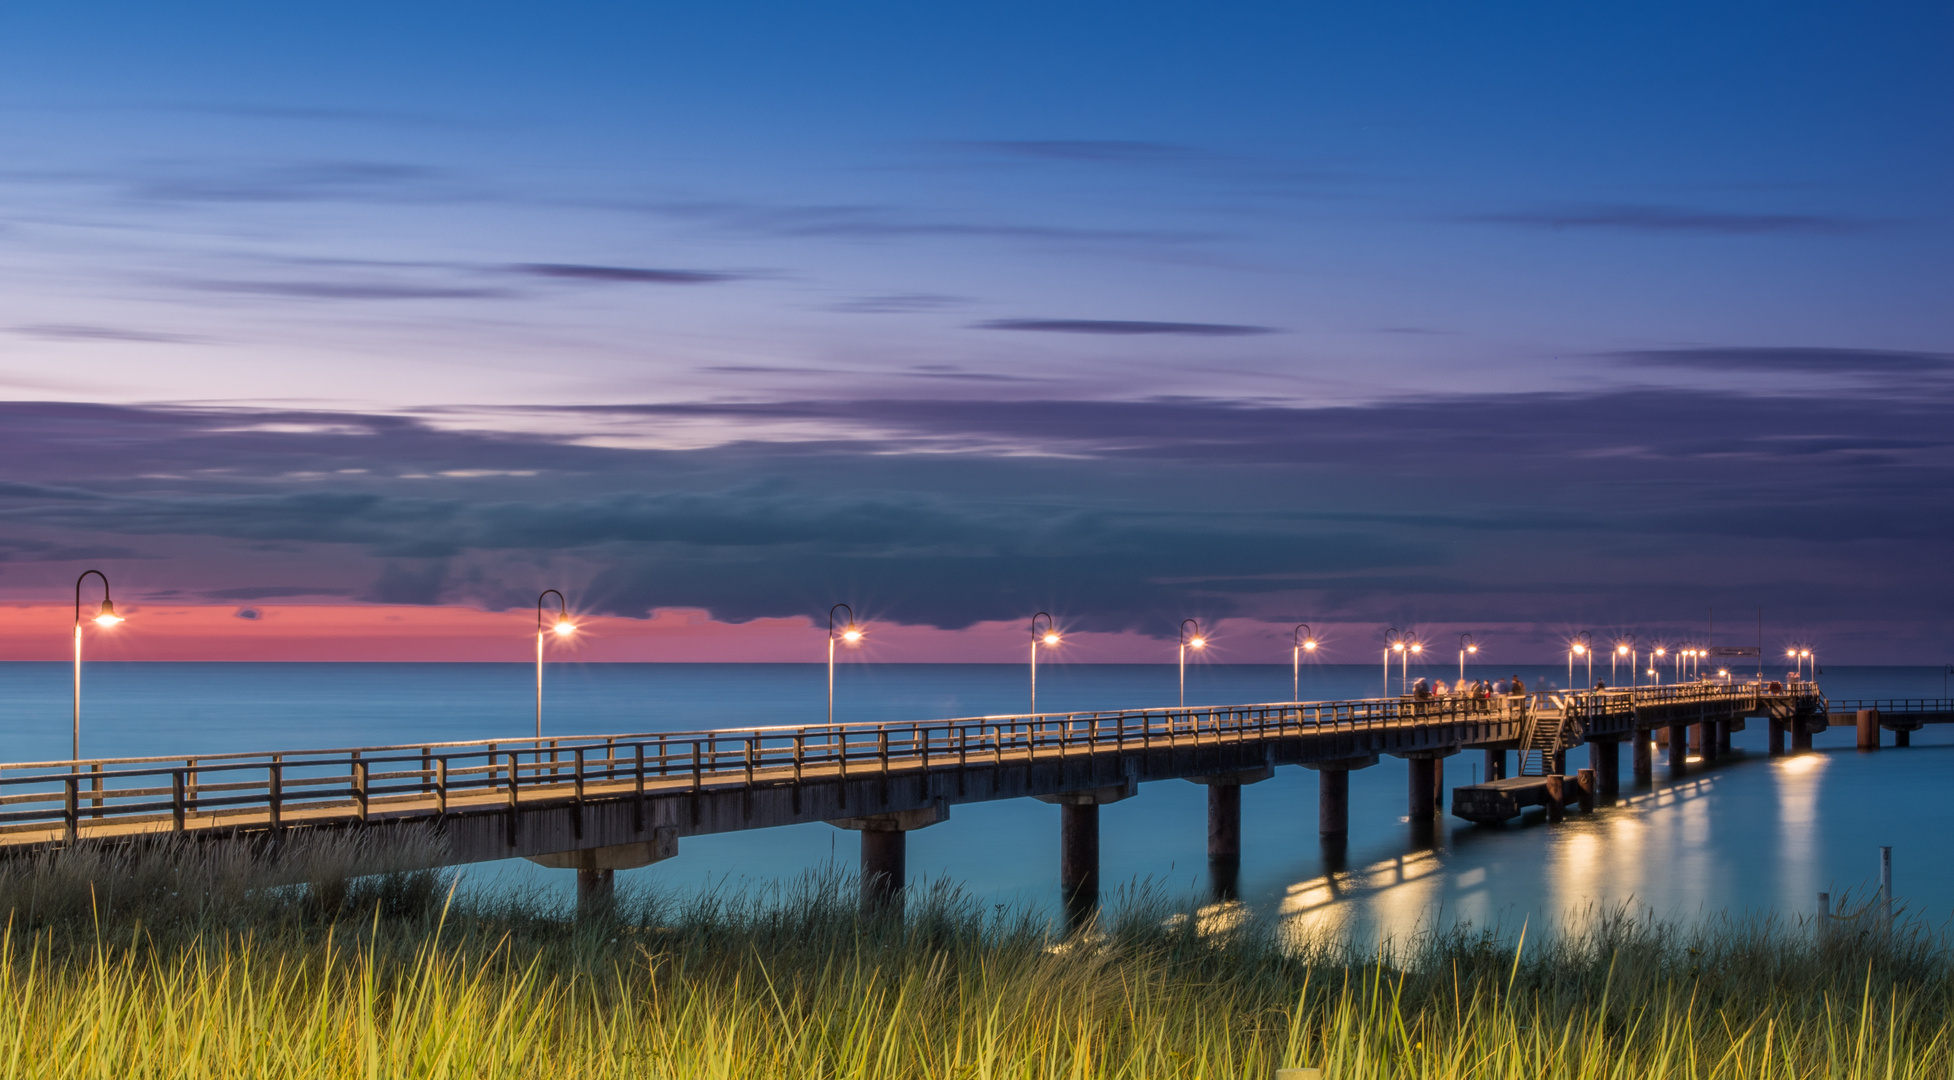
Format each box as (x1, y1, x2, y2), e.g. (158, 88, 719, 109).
(1828, 698, 1953, 715)
(0, 683, 1793, 846)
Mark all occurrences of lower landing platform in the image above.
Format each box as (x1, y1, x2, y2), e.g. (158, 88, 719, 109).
(1450, 771, 1595, 825)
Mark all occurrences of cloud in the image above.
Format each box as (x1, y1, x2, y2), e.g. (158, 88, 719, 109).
(1610, 347, 1954, 374)
(827, 293, 961, 313)
(962, 140, 1204, 163)
(206, 586, 356, 599)
(1464, 204, 1867, 235)
(127, 161, 445, 204)
(186, 280, 511, 300)
(510, 263, 740, 284)
(12, 324, 197, 344)
(234, 607, 261, 620)
(974, 319, 1276, 336)
(647, 200, 1218, 247)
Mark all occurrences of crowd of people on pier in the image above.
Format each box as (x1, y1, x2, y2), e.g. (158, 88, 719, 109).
(1407, 675, 1527, 703)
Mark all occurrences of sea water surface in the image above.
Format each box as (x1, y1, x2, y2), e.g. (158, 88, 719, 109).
(2, 661, 1948, 936)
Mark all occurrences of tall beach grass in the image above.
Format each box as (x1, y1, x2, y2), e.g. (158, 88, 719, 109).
(0, 831, 1948, 1078)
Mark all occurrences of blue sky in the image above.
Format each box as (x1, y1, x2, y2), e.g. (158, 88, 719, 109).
(1, 1, 1949, 660)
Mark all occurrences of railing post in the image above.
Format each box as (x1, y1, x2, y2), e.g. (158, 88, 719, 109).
(172, 769, 186, 833)
(352, 757, 369, 821)
(878, 729, 890, 773)
(692, 741, 703, 793)
(186, 758, 199, 813)
(421, 747, 432, 794)
(63, 774, 78, 845)
(744, 738, 755, 787)
(633, 742, 646, 832)
(574, 747, 586, 805)
(89, 765, 104, 817)
(269, 759, 283, 830)
(435, 757, 448, 815)
(794, 730, 805, 784)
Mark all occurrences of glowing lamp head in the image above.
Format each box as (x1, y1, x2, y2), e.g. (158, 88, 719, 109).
(553, 619, 575, 636)
(92, 599, 123, 627)
(1466, 644, 1478, 654)
(1718, 668, 1729, 677)
(1392, 642, 1404, 653)
(1800, 649, 1811, 658)
(841, 628, 863, 643)
(1410, 643, 1423, 654)
(1572, 643, 1585, 655)
(1617, 645, 1630, 655)
(1654, 647, 1665, 657)
(1042, 633, 1060, 646)
(1189, 637, 1205, 649)
(1303, 640, 1317, 651)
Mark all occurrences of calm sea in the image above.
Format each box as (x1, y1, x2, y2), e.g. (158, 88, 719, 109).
(3, 661, 1948, 935)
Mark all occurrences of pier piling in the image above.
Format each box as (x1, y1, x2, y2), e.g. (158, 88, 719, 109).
(860, 830, 907, 910)
(1768, 718, 1785, 756)
(1668, 723, 1688, 776)
(1319, 770, 1349, 836)
(1059, 803, 1097, 925)
(1791, 720, 1813, 752)
(1207, 784, 1241, 864)
(1632, 733, 1652, 784)
(1589, 740, 1619, 801)
(1408, 759, 1436, 819)
(1857, 709, 1880, 751)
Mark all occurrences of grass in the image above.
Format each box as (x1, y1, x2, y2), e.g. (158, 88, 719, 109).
(0, 830, 1948, 1078)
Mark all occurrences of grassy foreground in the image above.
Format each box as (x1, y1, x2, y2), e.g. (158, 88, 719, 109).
(0, 833, 1948, 1079)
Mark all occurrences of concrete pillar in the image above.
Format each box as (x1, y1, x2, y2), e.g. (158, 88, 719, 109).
(1791, 720, 1813, 752)
(1590, 740, 1619, 802)
(1717, 720, 1733, 754)
(1207, 783, 1241, 863)
(1768, 718, 1785, 756)
(1700, 722, 1719, 764)
(1896, 728, 1911, 748)
(1668, 723, 1689, 776)
(1857, 709, 1880, 751)
(1060, 803, 1098, 926)
(861, 830, 906, 910)
(576, 868, 615, 917)
(830, 803, 950, 913)
(1433, 757, 1445, 812)
(1319, 769, 1349, 836)
(1632, 733, 1652, 785)
(1484, 747, 1506, 781)
(1690, 723, 1705, 757)
(1408, 759, 1436, 819)
(1035, 779, 1135, 930)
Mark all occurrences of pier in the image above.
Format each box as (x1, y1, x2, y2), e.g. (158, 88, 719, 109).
(0, 681, 1900, 920)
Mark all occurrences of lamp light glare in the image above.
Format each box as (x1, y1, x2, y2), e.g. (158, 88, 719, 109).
(1190, 638, 1206, 649)
(1303, 640, 1317, 651)
(842, 629, 863, 643)
(1410, 643, 1422, 654)
(553, 620, 575, 636)
(93, 600, 123, 627)
(1466, 644, 1478, 654)
(1042, 633, 1060, 646)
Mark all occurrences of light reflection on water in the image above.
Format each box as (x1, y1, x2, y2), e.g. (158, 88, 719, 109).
(0, 662, 1939, 933)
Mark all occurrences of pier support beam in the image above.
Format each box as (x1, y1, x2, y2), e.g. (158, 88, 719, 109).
(1037, 780, 1137, 929)
(1700, 722, 1719, 765)
(1857, 709, 1880, 751)
(1632, 732, 1652, 785)
(1408, 759, 1436, 819)
(1589, 739, 1620, 802)
(831, 803, 950, 912)
(1717, 721, 1733, 754)
(526, 830, 680, 921)
(1895, 728, 1911, 748)
(1768, 718, 1785, 756)
(1305, 756, 1377, 839)
(1188, 767, 1272, 900)
(1667, 723, 1689, 776)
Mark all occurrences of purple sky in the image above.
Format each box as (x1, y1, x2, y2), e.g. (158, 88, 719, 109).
(1, 1, 1950, 661)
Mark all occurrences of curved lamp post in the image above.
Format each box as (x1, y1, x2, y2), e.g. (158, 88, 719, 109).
(828, 604, 862, 726)
(1406, 638, 1423, 693)
(1291, 624, 1317, 702)
(72, 570, 123, 761)
(1613, 634, 1636, 688)
(535, 590, 575, 738)
(1030, 612, 1059, 713)
(1178, 619, 1205, 708)
(1458, 633, 1478, 686)
(1568, 632, 1593, 689)
(1648, 643, 1665, 686)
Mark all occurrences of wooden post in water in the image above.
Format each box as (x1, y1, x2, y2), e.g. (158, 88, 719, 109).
(1857, 709, 1880, 751)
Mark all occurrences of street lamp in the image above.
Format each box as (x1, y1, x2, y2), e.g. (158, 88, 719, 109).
(828, 604, 863, 726)
(1292, 624, 1317, 702)
(1382, 627, 1403, 696)
(1406, 639, 1423, 694)
(1458, 633, 1478, 686)
(72, 570, 124, 761)
(535, 590, 575, 738)
(1030, 612, 1059, 713)
(1178, 619, 1205, 707)
(1649, 644, 1665, 686)
(1568, 632, 1592, 689)
(1613, 635, 1636, 687)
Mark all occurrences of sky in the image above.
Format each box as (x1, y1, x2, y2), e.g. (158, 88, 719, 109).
(1, 0, 1950, 664)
